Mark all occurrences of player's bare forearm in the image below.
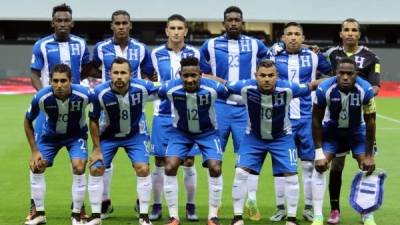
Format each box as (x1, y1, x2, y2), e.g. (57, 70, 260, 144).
(364, 112, 376, 156)
(31, 70, 43, 91)
(312, 104, 325, 149)
(202, 74, 227, 84)
(24, 118, 38, 152)
(308, 78, 327, 91)
(89, 119, 101, 150)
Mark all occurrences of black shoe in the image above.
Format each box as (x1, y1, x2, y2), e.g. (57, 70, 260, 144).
(186, 203, 199, 221)
(149, 204, 162, 221)
(207, 217, 221, 225)
(230, 215, 244, 225)
(101, 199, 114, 219)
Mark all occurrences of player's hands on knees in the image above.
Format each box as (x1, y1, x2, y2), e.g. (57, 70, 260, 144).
(361, 155, 376, 176)
(314, 159, 329, 173)
(30, 150, 45, 171)
(89, 148, 104, 167)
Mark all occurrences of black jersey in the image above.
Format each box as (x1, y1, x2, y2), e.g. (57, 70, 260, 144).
(324, 46, 381, 86)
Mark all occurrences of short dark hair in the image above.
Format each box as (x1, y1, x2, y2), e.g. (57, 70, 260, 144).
(284, 22, 303, 33)
(337, 57, 357, 69)
(52, 3, 72, 18)
(257, 59, 276, 70)
(341, 18, 360, 30)
(111, 10, 131, 22)
(50, 64, 72, 79)
(111, 57, 132, 73)
(224, 6, 243, 20)
(180, 56, 199, 68)
(167, 14, 187, 27)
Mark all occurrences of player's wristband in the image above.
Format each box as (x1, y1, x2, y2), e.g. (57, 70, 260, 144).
(315, 148, 326, 160)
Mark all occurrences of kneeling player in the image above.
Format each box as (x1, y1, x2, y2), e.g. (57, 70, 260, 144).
(226, 59, 321, 225)
(158, 57, 230, 225)
(86, 57, 158, 225)
(24, 64, 90, 225)
(311, 58, 377, 225)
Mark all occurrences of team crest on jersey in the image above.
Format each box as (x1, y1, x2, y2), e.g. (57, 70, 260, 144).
(349, 169, 387, 214)
(70, 101, 82, 112)
(70, 43, 81, 56)
(300, 55, 311, 67)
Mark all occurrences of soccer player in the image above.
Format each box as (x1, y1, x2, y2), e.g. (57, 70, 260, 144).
(266, 22, 331, 222)
(86, 57, 158, 225)
(199, 6, 268, 220)
(24, 64, 90, 225)
(311, 58, 377, 225)
(159, 57, 229, 225)
(28, 3, 91, 221)
(91, 10, 154, 218)
(222, 59, 322, 225)
(149, 14, 200, 221)
(323, 18, 381, 224)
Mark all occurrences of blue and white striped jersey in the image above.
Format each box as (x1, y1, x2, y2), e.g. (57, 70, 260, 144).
(90, 79, 158, 139)
(314, 76, 375, 129)
(158, 78, 229, 134)
(199, 34, 268, 104)
(151, 44, 200, 117)
(25, 84, 90, 137)
(267, 48, 331, 119)
(93, 38, 154, 82)
(227, 79, 311, 140)
(31, 34, 90, 86)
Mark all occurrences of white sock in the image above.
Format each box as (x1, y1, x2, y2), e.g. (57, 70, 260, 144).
(247, 173, 259, 202)
(312, 169, 326, 218)
(72, 174, 86, 213)
(102, 165, 113, 201)
(164, 175, 179, 218)
(88, 175, 103, 214)
(152, 166, 164, 204)
(274, 176, 286, 207)
(285, 175, 300, 218)
(301, 161, 314, 206)
(30, 171, 46, 211)
(137, 175, 152, 214)
(183, 166, 197, 204)
(208, 173, 223, 219)
(232, 168, 249, 215)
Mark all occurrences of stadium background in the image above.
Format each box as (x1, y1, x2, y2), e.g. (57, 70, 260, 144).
(0, 0, 399, 224)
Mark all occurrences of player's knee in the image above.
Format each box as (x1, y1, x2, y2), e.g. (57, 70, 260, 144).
(331, 157, 345, 172)
(183, 157, 195, 167)
(164, 163, 178, 176)
(71, 160, 86, 175)
(208, 161, 222, 177)
(134, 163, 150, 177)
(90, 166, 105, 176)
(155, 157, 166, 167)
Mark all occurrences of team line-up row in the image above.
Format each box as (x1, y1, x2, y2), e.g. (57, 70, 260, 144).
(24, 3, 381, 225)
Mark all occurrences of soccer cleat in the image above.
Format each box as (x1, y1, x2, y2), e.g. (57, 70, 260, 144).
(100, 199, 114, 219)
(24, 211, 46, 225)
(363, 214, 377, 225)
(327, 210, 340, 224)
(70, 203, 89, 221)
(86, 214, 102, 225)
(139, 214, 153, 225)
(71, 212, 84, 225)
(311, 215, 324, 225)
(286, 217, 300, 225)
(245, 199, 261, 221)
(269, 207, 286, 222)
(164, 217, 181, 225)
(149, 204, 162, 221)
(207, 217, 222, 225)
(186, 203, 199, 221)
(230, 215, 244, 225)
(303, 205, 314, 222)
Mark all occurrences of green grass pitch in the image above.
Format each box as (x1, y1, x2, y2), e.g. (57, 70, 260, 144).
(0, 94, 399, 225)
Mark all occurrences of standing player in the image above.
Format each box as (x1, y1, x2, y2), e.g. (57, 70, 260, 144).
(267, 22, 331, 222)
(91, 10, 154, 218)
(225, 59, 323, 225)
(86, 57, 158, 225)
(199, 6, 268, 220)
(311, 58, 377, 225)
(159, 57, 229, 225)
(24, 64, 90, 225)
(150, 14, 200, 221)
(28, 3, 91, 221)
(322, 18, 381, 225)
